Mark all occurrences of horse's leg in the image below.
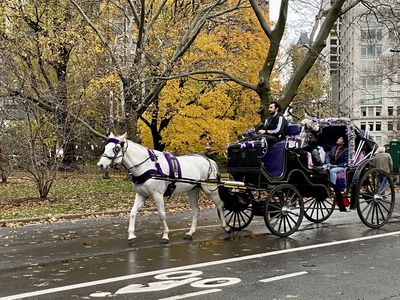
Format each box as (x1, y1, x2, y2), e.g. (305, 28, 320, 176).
(202, 185, 230, 233)
(183, 189, 200, 240)
(153, 192, 170, 243)
(128, 193, 146, 242)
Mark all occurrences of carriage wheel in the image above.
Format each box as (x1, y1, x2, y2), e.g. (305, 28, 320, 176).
(355, 168, 395, 228)
(264, 184, 304, 237)
(303, 184, 336, 223)
(217, 189, 254, 231)
(219, 202, 254, 231)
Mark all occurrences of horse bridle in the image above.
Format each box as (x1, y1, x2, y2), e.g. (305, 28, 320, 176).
(102, 138, 154, 170)
(102, 138, 127, 167)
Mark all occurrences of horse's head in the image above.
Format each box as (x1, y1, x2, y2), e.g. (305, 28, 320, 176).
(97, 132, 127, 171)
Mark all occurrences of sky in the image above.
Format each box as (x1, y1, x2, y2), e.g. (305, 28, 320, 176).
(269, 0, 319, 47)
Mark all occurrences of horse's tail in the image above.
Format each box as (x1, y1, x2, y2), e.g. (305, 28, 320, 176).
(205, 156, 220, 181)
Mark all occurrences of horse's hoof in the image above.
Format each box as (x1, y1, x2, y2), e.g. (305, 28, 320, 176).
(183, 234, 193, 240)
(128, 238, 136, 244)
(160, 238, 169, 244)
(224, 228, 232, 234)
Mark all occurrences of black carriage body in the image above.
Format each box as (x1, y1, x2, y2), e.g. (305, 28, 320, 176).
(227, 139, 267, 170)
(226, 138, 332, 201)
(220, 118, 395, 236)
(224, 119, 377, 210)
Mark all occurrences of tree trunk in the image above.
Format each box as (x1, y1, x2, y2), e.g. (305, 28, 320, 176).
(281, 0, 348, 109)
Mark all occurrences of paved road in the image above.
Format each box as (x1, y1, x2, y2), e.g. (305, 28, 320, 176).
(1, 196, 400, 299)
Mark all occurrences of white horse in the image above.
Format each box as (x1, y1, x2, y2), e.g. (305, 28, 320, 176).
(97, 133, 229, 243)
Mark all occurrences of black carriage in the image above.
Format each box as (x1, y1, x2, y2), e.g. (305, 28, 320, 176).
(219, 117, 396, 237)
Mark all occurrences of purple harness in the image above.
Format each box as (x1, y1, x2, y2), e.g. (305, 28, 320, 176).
(132, 150, 182, 187)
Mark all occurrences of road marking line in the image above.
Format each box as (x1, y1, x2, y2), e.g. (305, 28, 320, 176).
(259, 271, 308, 283)
(158, 288, 222, 300)
(2, 230, 400, 300)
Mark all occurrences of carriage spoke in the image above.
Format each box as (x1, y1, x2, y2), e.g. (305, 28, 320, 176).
(233, 212, 238, 228)
(374, 203, 379, 224)
(226, 210, 235, 225)
(241, 210, 252, 220)
(225, 210, 234, 219)
(282, 216, 287, 233)
(377, 201, 390, 214)
(363, 202, 374, 221)
(379, 198, 393, 205)
(286, 213, 297, 227)
(360, 192, 373, 199)
(376, 203, 386, 223)
(236, 212, 242, 228)
(238, 212, 247, 225)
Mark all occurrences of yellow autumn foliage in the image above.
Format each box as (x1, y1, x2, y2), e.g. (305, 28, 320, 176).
(140, 3, 279, 155)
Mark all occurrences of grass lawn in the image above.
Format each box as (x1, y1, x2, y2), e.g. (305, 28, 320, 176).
(0, 165, 214, 224)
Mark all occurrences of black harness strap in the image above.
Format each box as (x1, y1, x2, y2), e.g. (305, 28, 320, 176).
(131, 169, 157, 185)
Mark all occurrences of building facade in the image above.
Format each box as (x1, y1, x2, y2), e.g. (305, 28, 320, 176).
(339, 2, 400, 146)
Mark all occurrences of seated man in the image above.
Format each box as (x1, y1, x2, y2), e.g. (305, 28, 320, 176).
(257, 101, 288, 147)
(326, 137, 348, 185)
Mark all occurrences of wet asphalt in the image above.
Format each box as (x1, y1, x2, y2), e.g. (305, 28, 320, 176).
(1, 193, 400, 299)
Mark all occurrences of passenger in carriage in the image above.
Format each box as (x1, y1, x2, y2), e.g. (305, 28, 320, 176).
(304, 131, 324, 167)
(326, 136, 349, 185)
(257, 101, 288, 147)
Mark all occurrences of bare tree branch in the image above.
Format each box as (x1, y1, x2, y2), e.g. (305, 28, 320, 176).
(158, 70, 258, 90)
(248, 0, 271, 38)
(69, 0, 123, 77)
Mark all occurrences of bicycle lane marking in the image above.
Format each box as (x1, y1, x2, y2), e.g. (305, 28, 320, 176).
(1, 230, 400, 300)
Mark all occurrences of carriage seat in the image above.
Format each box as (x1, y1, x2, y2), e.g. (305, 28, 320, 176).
(262, 140, 286, 177)
(285, 123, 302, 148)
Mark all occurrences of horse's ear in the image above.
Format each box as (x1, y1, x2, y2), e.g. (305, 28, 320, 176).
(109, 132, 115, 138)
(120, 132, 127, 141)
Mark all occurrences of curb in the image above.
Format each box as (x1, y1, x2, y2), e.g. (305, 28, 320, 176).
(0, 204, 191, 227)
(0, 209, 148, 227)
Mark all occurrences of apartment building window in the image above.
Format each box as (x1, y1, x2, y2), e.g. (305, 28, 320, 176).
(388, 106, 394, 116)
(360, 60, 376, 71)
(360, 76, 381, 89)
(360, 91, 382, 104)
(360, 106, 382, 117)
(398, 122, 400, 131)
(361, 29, 383, 40)
(397, 107, 400, 116)
(360, 122, 366, 131)
(361, 107, 367, 116)
(375, 122, 382, 131)
(361, 44, 382, 58)
(368, 122, 374, 131)
(388, 121, 393, 131)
